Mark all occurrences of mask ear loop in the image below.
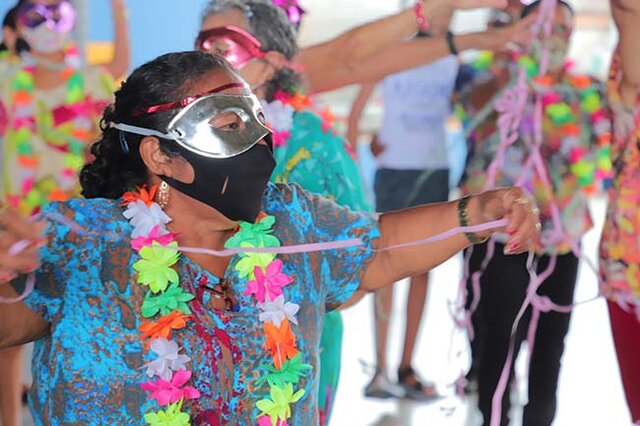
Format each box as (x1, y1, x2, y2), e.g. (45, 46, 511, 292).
(118, 130, 130, 154)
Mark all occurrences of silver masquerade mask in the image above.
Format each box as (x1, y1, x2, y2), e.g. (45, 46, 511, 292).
(110, 82, 272, 158)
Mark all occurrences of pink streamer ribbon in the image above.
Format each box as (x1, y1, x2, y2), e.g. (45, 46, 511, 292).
(0, 215, 508, 304)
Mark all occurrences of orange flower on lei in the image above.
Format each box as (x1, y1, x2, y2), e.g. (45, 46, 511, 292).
(122, 185, 159, 207)
(139, 310, 189, 342)
(264, 319, 299, 369)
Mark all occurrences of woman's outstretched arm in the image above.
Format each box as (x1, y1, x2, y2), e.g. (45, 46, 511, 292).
(102, 0, 131, 80)
(360, 188, 539, 291)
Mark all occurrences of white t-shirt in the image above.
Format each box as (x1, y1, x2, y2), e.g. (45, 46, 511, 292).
(377, 55, 459, 170)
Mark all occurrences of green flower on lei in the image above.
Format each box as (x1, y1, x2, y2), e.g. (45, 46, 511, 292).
(256, 354, 313, 388)
(234, 243, 276, 279)
(144, 401, 190, 426)
(255, 383, 305, 425)
(224, 215, 280, 249)
(134, 241, 180, 293)
(141, 283, 195, 318)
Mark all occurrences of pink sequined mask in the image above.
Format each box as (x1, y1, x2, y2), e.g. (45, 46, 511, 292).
(195, 26, 265, 69)
(17, 0, 76, 32)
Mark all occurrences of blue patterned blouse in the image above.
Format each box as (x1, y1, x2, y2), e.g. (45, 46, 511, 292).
(18, 183, 379, 425)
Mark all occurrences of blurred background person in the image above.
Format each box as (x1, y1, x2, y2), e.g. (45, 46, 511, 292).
(0, 1, 130, 425)
(600, 0, 640, 423)
(0, 4, 30, 77)
(345, 14, 457, 401)
(460, 2, 612, 425)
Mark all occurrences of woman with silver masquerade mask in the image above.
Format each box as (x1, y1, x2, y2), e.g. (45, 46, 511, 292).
(0, 51, 539, 425)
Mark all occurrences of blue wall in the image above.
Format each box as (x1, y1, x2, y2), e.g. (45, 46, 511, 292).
(1, 0, 211, 70)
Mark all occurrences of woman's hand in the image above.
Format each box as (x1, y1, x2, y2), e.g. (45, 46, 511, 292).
(0, 207, 46, 284)
(483, 13, 537, 52)
(469, 187, 541, 255)
(611, 97, 637, 142)
(369, 134, 386, 158)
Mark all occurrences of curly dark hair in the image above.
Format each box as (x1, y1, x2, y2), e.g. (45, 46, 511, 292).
(201, 0, 301, 100)
(1, 3, 30, 55)
(80, 51, 233, 199)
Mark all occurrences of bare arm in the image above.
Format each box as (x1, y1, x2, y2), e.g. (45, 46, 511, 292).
(360, 188, 539, 291)
(611, 0, 640, 106)
(346, 82, 378, 151)
(296, 0, 510, 92)
(305, 16, 534, 93)
(0, 287, 49, 349)
(0, 209, 48, 349)
(102, 0, 131, 80)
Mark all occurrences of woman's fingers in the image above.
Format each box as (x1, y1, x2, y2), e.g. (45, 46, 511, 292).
(0, 208, 46, 244)
(0, 207, 45, 280)
(501, 189, 541, 254)
(508, 13, 538, 47)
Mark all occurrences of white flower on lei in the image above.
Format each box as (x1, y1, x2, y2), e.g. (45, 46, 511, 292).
(258, 295, 299, 327)
(260, 100, 295, 133)
(123, 200, 171, 239)
(143, 338, 191, 380)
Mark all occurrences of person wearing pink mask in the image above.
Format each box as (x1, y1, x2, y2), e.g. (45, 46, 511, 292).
(0, 1, 130, 425)
(195, 0, 531, 422)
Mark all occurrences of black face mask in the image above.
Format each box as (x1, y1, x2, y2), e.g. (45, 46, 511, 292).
(162, 143, 276, 223)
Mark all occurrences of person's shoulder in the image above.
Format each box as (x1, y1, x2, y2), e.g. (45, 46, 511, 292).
(263, 182, 309, 209)
(41, 197, 127, 234)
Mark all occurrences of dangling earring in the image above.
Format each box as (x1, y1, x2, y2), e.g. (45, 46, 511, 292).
(157, 181, 170, 209)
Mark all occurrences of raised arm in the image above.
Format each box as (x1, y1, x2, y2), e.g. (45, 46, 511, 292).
(611, 0, 640, 107)
(102, 0, 131, 80)
(346, 82, 378, 151)
(296, 0, 508, 92)
(304, 15, 534, 93)
(360, 187, 539, 291)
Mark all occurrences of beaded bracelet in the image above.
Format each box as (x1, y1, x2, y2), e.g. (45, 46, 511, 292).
(414, 2, 429, 33)
(457, 196, 486, 244)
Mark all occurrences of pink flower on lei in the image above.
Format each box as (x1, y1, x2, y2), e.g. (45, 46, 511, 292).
(273, 131, 291, 148)
(139, 369, 200, 406)
(257, 415, 289, 426)
(244, 259, 293, 303)
(131, 225, 178, 251)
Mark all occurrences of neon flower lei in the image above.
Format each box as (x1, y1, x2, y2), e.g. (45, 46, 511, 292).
(5, 63, 108, 215)
(122, 185, 199, 425)
(123, 186, 311, 425)
(223, 212, 311, 426)
(520, 55, 613, 193)
(261, 90, 338, 149)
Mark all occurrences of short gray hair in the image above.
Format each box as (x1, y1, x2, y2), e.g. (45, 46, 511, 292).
(201, 0, 302, 99)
